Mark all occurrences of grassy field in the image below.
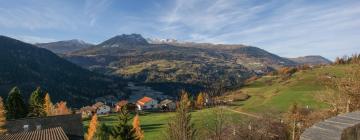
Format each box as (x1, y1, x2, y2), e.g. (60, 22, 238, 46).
(84, 64, 357, 139)
(228, 64, 357, 114)
(83, 107, 249, 140)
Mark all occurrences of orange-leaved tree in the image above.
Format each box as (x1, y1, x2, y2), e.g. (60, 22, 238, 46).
(43, 93, 54, 116)
(0, 97, 7, 135)
(133, 114, 144, 140)
(86, 114, 98, 140)
(196, 92, 204, 109)
(54, 101, 71, 115)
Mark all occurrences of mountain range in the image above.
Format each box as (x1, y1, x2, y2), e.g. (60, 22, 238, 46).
(0, 34, 332, 106)
(58, 34, 326, 95)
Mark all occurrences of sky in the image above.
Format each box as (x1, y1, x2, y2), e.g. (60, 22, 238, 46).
(1, 0, 359, 60)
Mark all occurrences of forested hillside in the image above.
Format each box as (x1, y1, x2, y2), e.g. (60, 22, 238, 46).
(0, 36, 128, 107)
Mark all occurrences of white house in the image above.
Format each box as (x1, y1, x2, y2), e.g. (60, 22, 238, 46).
(92, 102, 111, 115)
(159, 99, 176, 111)
(136, 96, 158, 110)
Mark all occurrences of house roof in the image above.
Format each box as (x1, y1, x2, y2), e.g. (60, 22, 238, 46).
(0, 127, 69, 140)
(160, 99, 174, 105)
(5, 114, 83, 138)
(137, 97, 153, 105)
(92, 102, 105, 108)
(80, 106, 95, 112)
(116, 100, 128, 106)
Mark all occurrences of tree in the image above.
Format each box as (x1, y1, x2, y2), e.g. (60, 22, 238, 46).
(0, 97, 7, 135)
(317, 67, 360, 113)
(28, 87, 46, 117)
(86, 114, 98, 140)
(54, 101, 71, 115)
(96, 123, 111, 140)
(6, 87, 27, 119)
(210, 107, 228, 140)
(196, 92, 204, 109)
(110, 106, 136, 140)
(43, 93, 54, 116)
(286, 103, 309, 140)
(133, 114, 144, 140)
(165, 91, 196, 140)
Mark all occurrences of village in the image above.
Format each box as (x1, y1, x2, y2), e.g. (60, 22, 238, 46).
(80, 96, 180, 118)
(0, 93, 217, 140)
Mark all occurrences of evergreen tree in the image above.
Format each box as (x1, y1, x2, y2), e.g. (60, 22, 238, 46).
(6, 87, 27, 119)
(96, 123, 110, 140)
(44, 93, 54, 116)
(166, 91, 196, 140)
(28, 87, 46, 117)
(133, 114, 144, 140)
(0, 97, 7, 135)
(86, 114, 98, 140)
(110, 106, 136, 140)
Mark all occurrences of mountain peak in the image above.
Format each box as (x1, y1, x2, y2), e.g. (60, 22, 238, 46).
(99, 34, 148, 47)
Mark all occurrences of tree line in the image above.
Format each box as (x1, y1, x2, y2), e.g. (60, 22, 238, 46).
(334, 54, 360, 65)
(0, 86, 71, 135)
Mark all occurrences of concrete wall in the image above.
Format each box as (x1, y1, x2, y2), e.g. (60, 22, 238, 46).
(300, 111, 360, 140)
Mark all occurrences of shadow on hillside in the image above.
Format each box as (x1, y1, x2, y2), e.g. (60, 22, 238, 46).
(142, 123, 164, 132)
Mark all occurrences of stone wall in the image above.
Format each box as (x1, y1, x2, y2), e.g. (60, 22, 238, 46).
(300, 111, 360, 140)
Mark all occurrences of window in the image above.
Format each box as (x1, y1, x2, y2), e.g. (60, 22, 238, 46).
(23, 125, 29, 132)
(36, 125, 42, 130)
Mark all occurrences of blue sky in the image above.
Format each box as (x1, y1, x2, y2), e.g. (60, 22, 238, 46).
(1, 0, 359, 59)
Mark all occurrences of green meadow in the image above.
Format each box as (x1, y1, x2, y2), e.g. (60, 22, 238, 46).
(83, 108, 249, 140)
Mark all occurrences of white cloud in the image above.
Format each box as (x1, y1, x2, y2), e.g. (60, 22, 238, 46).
(157, 0, 360, 59)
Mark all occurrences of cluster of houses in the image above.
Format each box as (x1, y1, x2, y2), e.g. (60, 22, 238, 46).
(0, 95, 214, 140)
(0, 96, 177, 140)
(79, 96, 177, 118)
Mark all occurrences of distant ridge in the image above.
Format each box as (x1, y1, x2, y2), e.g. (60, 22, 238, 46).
(36, 39, 93, 54)
(290, 55, 332, 65)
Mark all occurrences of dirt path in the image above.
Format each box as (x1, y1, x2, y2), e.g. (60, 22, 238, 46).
(223, 107, 261, 118)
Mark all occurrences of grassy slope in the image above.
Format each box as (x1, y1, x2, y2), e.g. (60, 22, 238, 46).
(83, 108, 248, 140)
(229, 64, 356, 114)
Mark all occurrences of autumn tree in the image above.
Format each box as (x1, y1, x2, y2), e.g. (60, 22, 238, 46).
(110, 106, 136, 140)
(196, 92, 204, 109)
(0, 97, 7, 135)
(317, 66, 360, 113)
(28, 87, 46, 117)
(165, 91, 196, 140)
(285, 103, 309, 140)
(133, 114, 144, 140)
(86, 114, 98, 140)
(6, 87, 27, 119)
(43, 93, 54, 116)
(54, 101, 71, 115)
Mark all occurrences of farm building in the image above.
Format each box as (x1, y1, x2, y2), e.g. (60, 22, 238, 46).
(136, 96, 158, 110)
